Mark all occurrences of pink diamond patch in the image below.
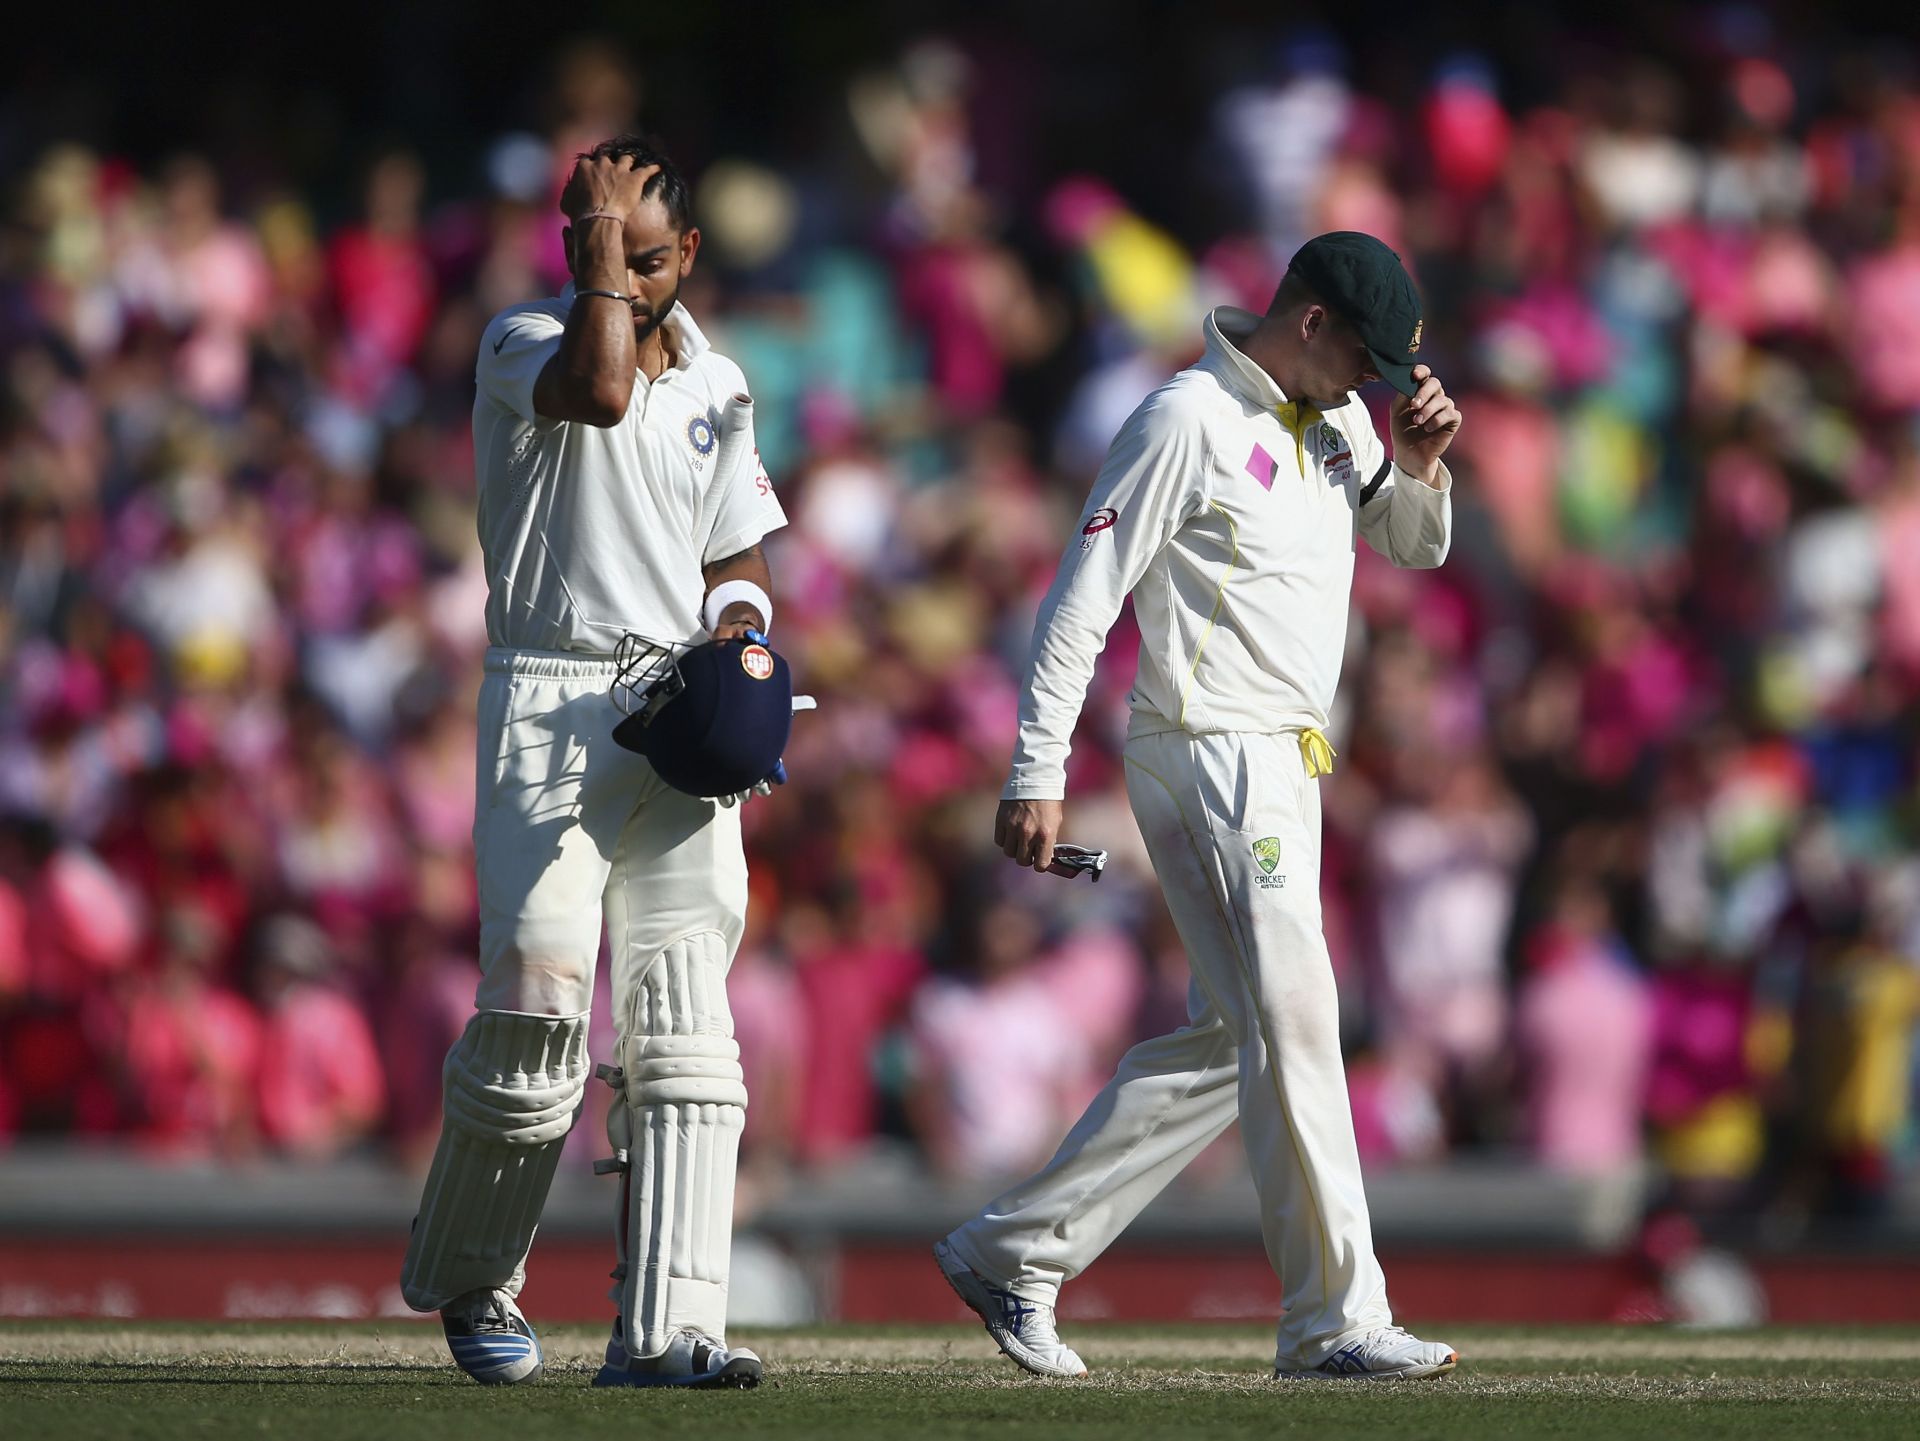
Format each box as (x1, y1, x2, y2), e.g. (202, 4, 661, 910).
(1246, 443, 1277, 490)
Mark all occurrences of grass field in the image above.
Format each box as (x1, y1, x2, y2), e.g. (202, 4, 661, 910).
(5, 1321, 1919, 1439)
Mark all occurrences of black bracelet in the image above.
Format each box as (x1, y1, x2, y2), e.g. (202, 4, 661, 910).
(574, 288, 632, 304)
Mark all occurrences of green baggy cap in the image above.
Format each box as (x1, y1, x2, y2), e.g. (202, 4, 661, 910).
(1288, 231, 1425, 396)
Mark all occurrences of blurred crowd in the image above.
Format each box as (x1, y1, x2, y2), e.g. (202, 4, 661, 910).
(2, 10, 1918, 1235)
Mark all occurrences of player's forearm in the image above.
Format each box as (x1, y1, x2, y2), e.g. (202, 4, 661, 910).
(1005, 678, 1084, 800)
(1362, 461, 1452, 569)
(545, 223, 636, 426)
(701, 544, 773, 632)
(1003, 598, 1115, 800)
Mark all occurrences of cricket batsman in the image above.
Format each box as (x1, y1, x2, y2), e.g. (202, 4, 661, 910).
(398, 136, 788, 1389)
(936, 232, 1462, 1380)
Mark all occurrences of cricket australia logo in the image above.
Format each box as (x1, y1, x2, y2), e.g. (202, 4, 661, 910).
(1318, 422, 1354, 486)
(1251, 836, 1287, 889)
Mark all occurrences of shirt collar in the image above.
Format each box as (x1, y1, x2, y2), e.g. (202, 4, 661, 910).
(1203, 306, 1290, 409)
(554, 284, 709, 372)
(1203, 305, 1325, 449)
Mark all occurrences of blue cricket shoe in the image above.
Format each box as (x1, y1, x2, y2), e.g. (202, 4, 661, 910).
(440, 1288, 544, 1385)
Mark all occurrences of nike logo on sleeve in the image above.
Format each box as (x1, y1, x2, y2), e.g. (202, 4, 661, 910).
(494, 333, 509, 354)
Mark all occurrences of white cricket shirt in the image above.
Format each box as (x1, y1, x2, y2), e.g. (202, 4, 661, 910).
(1006, 306, 1452, 799)
(473, 286, 787, 654)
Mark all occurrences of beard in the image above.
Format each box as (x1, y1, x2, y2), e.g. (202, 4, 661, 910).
(632, 281, 681, 344)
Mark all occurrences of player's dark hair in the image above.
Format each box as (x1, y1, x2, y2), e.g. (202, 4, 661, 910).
(579, 133, 693, 231)
(1268, 267, 1360, 337)
(1267, 268, 1318, 316)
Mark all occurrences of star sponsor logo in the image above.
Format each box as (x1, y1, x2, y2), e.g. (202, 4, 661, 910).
(1251, 836, 1287, 889)
(1080, 506, 1118, 552)
(740, 644, 775, 681)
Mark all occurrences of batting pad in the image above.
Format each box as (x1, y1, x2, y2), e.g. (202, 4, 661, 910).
(399, 1010, 591, 1312)
(615, 930, 748, 1356)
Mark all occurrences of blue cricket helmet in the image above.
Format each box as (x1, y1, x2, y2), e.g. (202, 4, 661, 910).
(610, 634, 793, 797)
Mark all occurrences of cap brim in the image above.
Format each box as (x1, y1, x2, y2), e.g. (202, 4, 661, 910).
(1369, 349, 1420, 397)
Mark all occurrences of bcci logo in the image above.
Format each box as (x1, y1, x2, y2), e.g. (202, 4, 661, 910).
(1251, 836, 1286, 889)
(1408, 321, 1422, 353)
(687, 413, 717, 461)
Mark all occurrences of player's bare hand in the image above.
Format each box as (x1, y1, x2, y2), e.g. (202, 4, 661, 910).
(562, 154, 660, 224)
(1390, 364, 1462, 483)
(996, 798, 1064, 873)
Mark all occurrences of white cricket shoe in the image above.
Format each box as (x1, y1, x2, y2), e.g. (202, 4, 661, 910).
(934, 1238, 1087, 1379)
(440, 1288, 544, 1385)
(1277, 1325, 1458, 1380)
(592, 1316, 763, 1389)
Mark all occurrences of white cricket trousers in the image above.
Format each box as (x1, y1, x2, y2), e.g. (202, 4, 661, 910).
(473, 647, 747, 1024)
(947, 728, 1392, 1368)
(403, 646, 752, 1323)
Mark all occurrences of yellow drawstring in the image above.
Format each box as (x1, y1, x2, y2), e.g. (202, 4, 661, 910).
(1276, 401, 1323, 474)
(1299, 727, 1337, 779)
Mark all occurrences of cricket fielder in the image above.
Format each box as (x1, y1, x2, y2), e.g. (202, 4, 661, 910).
(937, 232, 1462, 1380)
(398, 136, 786, 1389)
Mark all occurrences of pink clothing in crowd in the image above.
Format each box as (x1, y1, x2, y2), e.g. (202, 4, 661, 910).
(1849, 244, 1920, 412)
(256, 984, 387, 1158)
(122, 983, 262, 1155)
(1647, 966, 1754, 1127)
(1517, 927, 1654, 1172)
(1371, 803, 1526, 1071)
(1031, 924, 1145, 1103)
(727, 948, 806, 1156)
(794, 942, 923, 1165)
(912, 972, 1090, 1178)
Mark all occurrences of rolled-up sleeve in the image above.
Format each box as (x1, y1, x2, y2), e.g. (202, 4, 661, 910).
(702, 433, 788, 565)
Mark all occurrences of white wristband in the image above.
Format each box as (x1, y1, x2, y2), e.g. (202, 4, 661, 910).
(702, 579, 772, 635)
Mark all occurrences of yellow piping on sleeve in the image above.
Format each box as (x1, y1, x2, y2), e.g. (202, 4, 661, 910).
(1177, 501, 1239, 729)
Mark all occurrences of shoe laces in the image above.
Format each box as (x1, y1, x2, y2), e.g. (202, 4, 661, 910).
(1360, 1325, 1417, 1349)
(990, 1287, 1055, 1341)
(680, 1329, 728, 1369)
(458, 1292, 516, 1334)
